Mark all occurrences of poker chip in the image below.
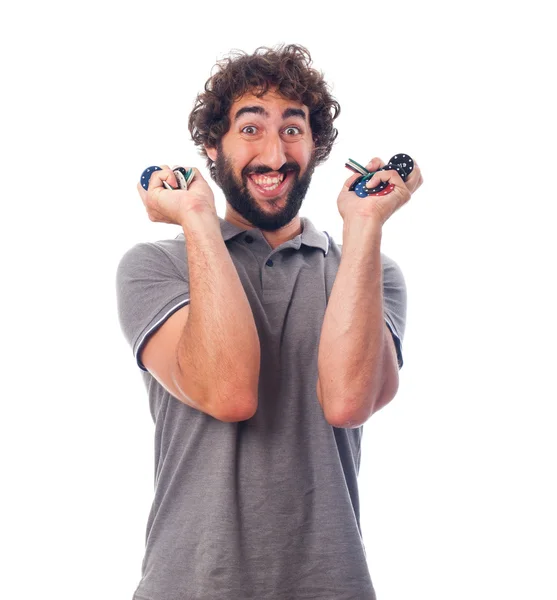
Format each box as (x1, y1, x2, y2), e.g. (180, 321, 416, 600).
(345, 158, 369, 176)
(140, 166, 162, 190)
(353, 174, 389, 198)
(140, 165, 195, 191)
(389, 154, 414, 179)
(368, 183, 396, 197)
(173, 167, 195, 189)
(347, 154, 414, 197)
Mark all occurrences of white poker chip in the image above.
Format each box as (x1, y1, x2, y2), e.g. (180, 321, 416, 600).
(173, 167, 195, 190)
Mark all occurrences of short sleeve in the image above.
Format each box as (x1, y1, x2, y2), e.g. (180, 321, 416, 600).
(116, 242, 190, 371)
(381, 254, 407, 369)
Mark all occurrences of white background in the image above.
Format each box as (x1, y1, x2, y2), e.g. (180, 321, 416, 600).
(1, 1, 556, 599)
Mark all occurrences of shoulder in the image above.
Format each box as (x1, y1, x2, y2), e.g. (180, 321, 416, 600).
(116, 234, 188, 280)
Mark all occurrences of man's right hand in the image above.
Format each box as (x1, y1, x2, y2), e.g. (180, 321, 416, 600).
(136, 165, 217, 225)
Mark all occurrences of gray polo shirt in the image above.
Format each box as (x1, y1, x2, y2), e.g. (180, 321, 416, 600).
(116, 215, 406, 600)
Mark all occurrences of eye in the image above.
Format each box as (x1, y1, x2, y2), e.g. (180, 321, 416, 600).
(241, 126, 257, 135)
(284, 126, 301, 135)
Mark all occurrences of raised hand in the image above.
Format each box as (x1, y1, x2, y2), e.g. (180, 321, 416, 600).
(137, 165, 217, 226)
(338, 156, 423, 226)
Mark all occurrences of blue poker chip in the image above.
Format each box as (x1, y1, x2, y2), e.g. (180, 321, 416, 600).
(357, 179, 388, 197)
(349, 173, 374, 192)
(351, 173, 388, 197)
(353, 179, 370, 198)
(140, 165, 162, 190)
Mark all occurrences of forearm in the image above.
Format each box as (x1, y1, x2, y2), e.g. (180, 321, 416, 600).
(317, 217, 392, 426)
(175, 211, 261, 420)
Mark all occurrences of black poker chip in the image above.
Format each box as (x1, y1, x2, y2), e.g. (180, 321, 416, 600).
(387, 154, 414, 180)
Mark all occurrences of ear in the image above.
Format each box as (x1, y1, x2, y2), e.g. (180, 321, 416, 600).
(205, 146, 217, 162)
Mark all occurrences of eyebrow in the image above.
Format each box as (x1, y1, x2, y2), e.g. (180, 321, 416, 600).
(282, 108, 307, 121)
(233, 106, 307, 122)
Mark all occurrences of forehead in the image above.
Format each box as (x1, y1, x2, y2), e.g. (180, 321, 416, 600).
(230, 89, 309, 121)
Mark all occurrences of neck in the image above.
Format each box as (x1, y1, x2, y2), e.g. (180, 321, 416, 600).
(224, 209, 302, 250)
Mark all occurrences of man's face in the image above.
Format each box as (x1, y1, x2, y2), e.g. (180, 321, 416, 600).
(207, 90, 317, 232)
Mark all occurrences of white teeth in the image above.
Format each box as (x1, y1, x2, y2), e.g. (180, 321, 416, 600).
(251, 173, 285, 188)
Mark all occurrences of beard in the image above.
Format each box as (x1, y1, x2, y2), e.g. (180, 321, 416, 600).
(214, 145, 317, 232)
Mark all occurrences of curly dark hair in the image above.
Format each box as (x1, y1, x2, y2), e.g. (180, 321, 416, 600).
(188, 44, 341, 181)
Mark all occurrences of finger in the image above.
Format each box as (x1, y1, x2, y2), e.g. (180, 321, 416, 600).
(148, 167, 178, 191)
(365, 168, 405, 191)
(343, 171, 362, 191)
(365, 157, 386, 172)
(160, 164, 175, 188)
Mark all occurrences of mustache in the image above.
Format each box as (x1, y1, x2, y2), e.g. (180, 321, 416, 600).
(243, 162, 300, 177)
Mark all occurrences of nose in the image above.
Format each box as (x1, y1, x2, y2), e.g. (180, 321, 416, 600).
(258, 132, 287, 171)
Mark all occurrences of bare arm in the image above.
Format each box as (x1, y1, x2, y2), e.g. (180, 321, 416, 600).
(172, 211, 261, 421)
(316, 217, 399, 428)
(138, 167, 260, 423)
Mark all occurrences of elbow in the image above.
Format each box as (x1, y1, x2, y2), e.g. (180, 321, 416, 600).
(321, 378, 399, 428)
(318, 385, 370, 429)
(170, 366, 258, 423)
(325, 403, 371, 429)
(210, 385, 259, 423)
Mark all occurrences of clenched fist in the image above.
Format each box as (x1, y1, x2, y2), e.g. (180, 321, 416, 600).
(136, 165, 217, 226)
(338, 157, 423, 226)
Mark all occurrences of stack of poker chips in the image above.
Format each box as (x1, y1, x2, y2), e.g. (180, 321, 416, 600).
(140, 166, 195, 191)
(346, 154, 414, 198)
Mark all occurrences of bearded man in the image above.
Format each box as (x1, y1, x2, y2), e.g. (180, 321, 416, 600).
(117, 43, 422, 600)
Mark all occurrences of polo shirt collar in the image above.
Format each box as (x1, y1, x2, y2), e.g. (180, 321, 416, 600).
(218, 215, 330, 255)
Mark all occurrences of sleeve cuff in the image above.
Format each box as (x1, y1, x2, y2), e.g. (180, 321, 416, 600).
(133, 296, 191, 371)
(385, 319, 404, 369)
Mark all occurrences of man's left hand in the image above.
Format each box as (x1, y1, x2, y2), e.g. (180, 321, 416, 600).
(337, 157, 423, 226)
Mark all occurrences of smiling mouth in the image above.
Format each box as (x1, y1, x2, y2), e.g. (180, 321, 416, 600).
(249, 172, 285, 191)
(247, 171, 294, 199)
